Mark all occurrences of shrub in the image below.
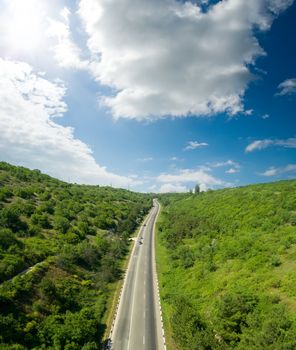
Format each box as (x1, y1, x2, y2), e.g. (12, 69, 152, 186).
(0, 229, 20, 250)
(0, 206, 26, 232)
(31, 213, 51, 229)
(54, 216, 70, 234)
(0, 187, 13, 202)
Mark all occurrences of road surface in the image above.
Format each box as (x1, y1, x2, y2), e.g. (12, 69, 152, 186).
(110, 199, 164, 350)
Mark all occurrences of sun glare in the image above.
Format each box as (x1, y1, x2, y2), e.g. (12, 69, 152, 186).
(5, 0, 48, 53)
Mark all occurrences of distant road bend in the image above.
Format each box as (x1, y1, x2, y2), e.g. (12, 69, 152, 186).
(110, 199, 165, 350)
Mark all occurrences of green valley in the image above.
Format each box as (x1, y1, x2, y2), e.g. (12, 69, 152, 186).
(1, 160, 296, 350)
(156, 180, 296, 350)
(0, 162, 151, 349)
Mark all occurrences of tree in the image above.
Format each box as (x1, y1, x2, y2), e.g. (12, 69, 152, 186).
(54, 216, 70, 234)
(0, 206, 26, 232)
(195, 184, 200, 194)
(0, 187, 13, 202)
(0, 229, 20, 249)
(31, 213, 50, 229)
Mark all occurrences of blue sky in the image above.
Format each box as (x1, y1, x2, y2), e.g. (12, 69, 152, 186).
(0, 0, 295, 192)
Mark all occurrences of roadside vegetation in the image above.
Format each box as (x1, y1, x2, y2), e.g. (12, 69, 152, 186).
(156, 180, 296, 350)
(0, 162, 151, 349)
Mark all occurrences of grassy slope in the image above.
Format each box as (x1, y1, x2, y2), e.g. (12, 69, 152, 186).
(0, 162, 151, 349)
(156, 180, 296, 350)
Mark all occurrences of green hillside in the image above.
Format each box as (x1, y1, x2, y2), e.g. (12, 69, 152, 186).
(156, 180, 296, 350)
(0, 162, 151, 349)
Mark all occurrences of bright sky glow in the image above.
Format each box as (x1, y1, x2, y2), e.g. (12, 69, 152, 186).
(2, 0, 48, 53)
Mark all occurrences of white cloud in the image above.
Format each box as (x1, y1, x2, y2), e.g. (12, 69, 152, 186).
(246, 138, 296, 152)
(0, 58, 137, 188)
(212, 159, 238, 167)
(157, 168, 223, 187)
(78, 0, 293, 120)
(262, 113, 270, 119)
(226, 167, 239, 174)
(260, 167, 278, 176)
(244, 109, 254, 116)
(268, 0, 295, 13)
(211, 160, 240, 173)
(184, 141, 208, 150)
(46, 7, 89, 69)
(137, 157, 153, 162)
(159, 183, 188, 193)
(283, 164, 296, 172)
(276, 78, 296, 96)
(261, 164, 296, 176)
(199, 183, 208, 192)
(246, 139, 273, 152)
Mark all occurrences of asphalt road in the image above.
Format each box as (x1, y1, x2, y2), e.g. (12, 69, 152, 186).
(110, 199, 164, 350)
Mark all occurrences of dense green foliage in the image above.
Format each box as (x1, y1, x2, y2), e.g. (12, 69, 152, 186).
(0, 162, 151, 349)
(157, 180, 296, 350)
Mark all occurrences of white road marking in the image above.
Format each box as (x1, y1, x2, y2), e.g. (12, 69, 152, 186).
(111, 202, 165, 349)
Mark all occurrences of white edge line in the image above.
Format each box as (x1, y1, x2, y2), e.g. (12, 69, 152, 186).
(152, 200, 167, 350)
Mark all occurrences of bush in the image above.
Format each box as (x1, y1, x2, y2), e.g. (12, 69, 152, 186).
(54, 216, 70, 234)
(171, 297, 217, 350)
(0, 187, 13, 202)
(0, 206, 26, 232)
(0, 229, 20, 250)
(38, 201, 55, 215)
(0, 313, 22, 344)
(238, 305, 296, 350)
(0, 255, 25, 282)
(14, 188, 34, 199)
(215, 292, 258, 344)
(38, 309, 101, 349)
(31, 213, 51, 229)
